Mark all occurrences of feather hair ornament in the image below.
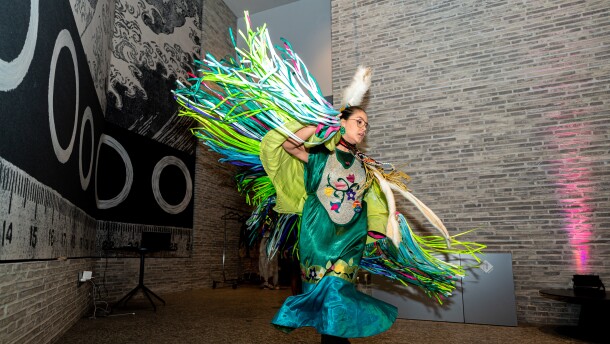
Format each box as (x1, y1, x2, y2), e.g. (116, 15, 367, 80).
(341, 66, 372, 109)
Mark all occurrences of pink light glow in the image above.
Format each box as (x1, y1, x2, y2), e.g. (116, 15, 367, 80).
(546, 115, 594, 274)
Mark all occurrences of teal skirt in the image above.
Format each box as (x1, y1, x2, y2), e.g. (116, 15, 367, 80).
(272, 150, 397, 338)
(271, 275, 397, 338)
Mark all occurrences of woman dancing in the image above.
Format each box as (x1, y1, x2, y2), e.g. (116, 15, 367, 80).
(270, 106, 397, 342)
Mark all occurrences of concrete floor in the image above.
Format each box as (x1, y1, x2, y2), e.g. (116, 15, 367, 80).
(58, 284, 602, 344)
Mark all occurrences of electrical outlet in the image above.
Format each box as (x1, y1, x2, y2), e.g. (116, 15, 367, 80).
(81, 271, 92, 281)
(77, 271, 92, 287)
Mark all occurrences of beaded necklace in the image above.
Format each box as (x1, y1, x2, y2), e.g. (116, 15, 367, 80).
(338, 138, 386, 170)
(337, 137, 411, 192)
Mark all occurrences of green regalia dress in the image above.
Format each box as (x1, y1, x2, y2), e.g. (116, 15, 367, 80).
(272, 148, 397, 338)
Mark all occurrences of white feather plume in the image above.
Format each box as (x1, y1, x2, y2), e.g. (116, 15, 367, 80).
(388, 183, 452, 248)
(373, 170, 452, 248)
(372, 171, 401, 247)
(341, 66, 372, 108)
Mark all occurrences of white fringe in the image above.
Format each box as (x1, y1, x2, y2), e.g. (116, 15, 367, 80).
(373, 171, 401, 247)
(373, 171, 452, 248)
(388, 184, 452, 247)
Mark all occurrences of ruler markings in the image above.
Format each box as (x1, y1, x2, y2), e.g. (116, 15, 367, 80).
(1, 157, 193, 260)
(0, 157, 96, 260)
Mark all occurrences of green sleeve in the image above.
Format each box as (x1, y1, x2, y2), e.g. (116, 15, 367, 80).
(363, 179, 390, 244)
(260, 121, 307, 214)
(259, 121, 342, 214)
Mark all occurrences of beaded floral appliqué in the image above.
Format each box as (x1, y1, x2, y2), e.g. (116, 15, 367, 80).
(324, 173, 361, 213)
(301, 258, 359, 284)
(316, 152, 367, 224)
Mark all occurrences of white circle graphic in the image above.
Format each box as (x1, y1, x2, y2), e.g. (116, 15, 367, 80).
(95, 134, 133, 209)
(79, 106, 94, 190)
(48, 29, 79, 164)
(152, 156, 192, 214)
(0, 0, 39, 91)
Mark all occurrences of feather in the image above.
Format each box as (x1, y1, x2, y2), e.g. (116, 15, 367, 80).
(388, 183, 452, 247)
(342, 66, 372, 108)
(372, 171, 401, 247)
(373, 170, 451, 248)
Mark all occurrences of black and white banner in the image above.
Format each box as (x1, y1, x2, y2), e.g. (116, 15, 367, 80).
(0, 1, 195, 260)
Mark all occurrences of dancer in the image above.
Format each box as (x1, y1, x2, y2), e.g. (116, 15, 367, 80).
(173, 12, 484, 343)
(268, 105, 398, 341)
(259, 230, 279, 290)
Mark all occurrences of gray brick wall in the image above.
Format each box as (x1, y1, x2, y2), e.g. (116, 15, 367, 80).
(0, 260, 92, 343)
(332, 0, 609, 325)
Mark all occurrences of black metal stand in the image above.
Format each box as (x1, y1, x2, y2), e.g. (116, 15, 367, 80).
(115, 248, 166, 311)
(212, 209, 246, 289)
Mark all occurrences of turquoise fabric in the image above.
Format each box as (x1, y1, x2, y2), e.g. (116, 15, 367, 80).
(272, 276, 397, 338)
(271, 148, 397, 338)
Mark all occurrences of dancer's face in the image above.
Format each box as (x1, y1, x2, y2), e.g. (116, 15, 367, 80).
(341, 109, 369, 145)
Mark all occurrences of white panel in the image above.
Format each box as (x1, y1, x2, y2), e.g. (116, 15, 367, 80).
(368, 253, 518, 326)
(462, 253, 518, 326)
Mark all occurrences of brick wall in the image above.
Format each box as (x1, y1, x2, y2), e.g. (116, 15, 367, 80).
(332, 0, 609, 325)
(0, 259, 93, 343)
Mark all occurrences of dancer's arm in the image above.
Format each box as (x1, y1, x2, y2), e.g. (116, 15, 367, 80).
(282, 125, 316, 163)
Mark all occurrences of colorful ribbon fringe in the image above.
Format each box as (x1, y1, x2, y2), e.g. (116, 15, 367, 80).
(173, 12, 485, 301)
(362, 213, 485, 301)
